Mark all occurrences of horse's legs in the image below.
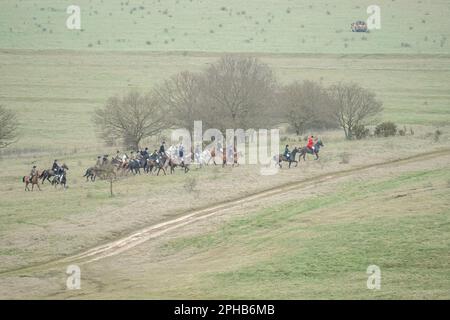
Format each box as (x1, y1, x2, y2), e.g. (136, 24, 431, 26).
(37, 183, 42, 191)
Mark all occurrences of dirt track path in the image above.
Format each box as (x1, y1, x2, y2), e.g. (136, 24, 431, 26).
(2, 148, 450, 276)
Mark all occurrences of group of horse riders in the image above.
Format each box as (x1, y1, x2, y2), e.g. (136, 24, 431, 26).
(283, 135, 318, 160)
(29, 159, 67, 183)
(95, 141, 186, 170)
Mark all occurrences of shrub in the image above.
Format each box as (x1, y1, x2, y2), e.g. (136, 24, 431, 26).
(340, 152, 350, 164)
(353, 124, 369, 140)
(375, 122, 397, 137)
(434, 129, 442, 142)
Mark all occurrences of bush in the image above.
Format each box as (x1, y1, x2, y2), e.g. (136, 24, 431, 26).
(353, 124, 369, 140)
(375, 122, 397, 137)
(340, 152, 350, 164)
(434, 129, 442, 142)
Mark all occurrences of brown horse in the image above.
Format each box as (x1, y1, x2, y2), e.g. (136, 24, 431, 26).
(23, 171, 41, 191)
(168, 156, 190, 174)
(210, 148, 239, 167)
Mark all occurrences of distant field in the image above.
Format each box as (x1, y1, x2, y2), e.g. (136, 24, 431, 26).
(1, 0, 449, 54)
(0, 50, 449, 154)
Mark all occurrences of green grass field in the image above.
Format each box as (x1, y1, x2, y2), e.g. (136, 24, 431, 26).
(1, 0, 449, 54)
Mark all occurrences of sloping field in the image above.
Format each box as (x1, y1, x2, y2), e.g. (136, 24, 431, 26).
(1, 0, 449, 54)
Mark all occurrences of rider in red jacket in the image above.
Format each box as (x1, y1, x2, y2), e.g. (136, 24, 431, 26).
(307, 135, 314, 151)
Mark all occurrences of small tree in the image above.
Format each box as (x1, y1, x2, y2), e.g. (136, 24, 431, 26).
(155, 71, 202, 137)
(94, 91, 166, 150)
(329, 83, 383, 140)
(96, 164, 117, 197)
(0, 105, 19, 148)
(200, 55, 277, 132)
(280, 80, 335, 135)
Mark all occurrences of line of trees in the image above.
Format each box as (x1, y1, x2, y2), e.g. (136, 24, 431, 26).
(94, 55, 383, 149)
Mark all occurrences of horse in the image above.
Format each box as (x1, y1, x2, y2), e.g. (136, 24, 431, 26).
(39, 169, 55, 184)
(51, 164, 69, 189)
(23, 171, 41, 191)
(128, 157, 147, 175)
(146, 154, 168, 176)
(168, 155, 190, 174)
(276, 147, 300, 168)
(210, 148, 239, 167)
(52, 171, 67, 189)
(83, 167, 98, 182)
(299, 140, 324, 161)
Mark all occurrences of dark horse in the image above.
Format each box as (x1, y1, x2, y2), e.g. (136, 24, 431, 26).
(51, 164, 69, 189)
(299, 140, 324, 161)
(40, 163, 69, 184)
(83, 167, 99, 182)
(23, 171, 41, 191)
(128, 157, 148, 175)
(146, 155, 168, 176)
(168, 156, 190, 174)
(277, 147, 300, 168)
(39, 169, 55, 184)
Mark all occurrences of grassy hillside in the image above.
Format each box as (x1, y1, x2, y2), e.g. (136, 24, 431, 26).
(153, 169, 450, 299)
(1, 0, 449, 54)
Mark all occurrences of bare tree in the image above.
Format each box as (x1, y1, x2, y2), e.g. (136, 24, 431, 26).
(280, 81, 335, 135)
(328, 83, 383, 139)
(155, 71, 201, 136)
(94, 91, 166, 150)
(200, 55, 277, 132)
(0, 105, 19, 148)
(96, 163, 117, 197)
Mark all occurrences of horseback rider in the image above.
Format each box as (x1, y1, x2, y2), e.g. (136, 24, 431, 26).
(227, 144, 234, 163)
(307, 136, 315, 152)
(284, 145, 290, 159)
(102, 155, 109, 166)
(143, 147, 149, 158)
(29, 165, 37, 181)
(159, 141, 165, 154)
(129, 151, 136, 161)
(57, 164, 66, 183)
(149, 149, 159, 164)
(194, 144, 201, 163)
(52, 159, 59, 173)
(178, 143, 184, 163)
(114, 150, 120, 160)
(94, 156, 102, 169)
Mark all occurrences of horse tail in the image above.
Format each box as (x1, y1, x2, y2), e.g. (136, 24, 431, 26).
(22, 176, 26, 183)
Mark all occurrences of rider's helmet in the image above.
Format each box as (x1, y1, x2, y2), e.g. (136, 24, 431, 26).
(33, 165, 36, 168)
